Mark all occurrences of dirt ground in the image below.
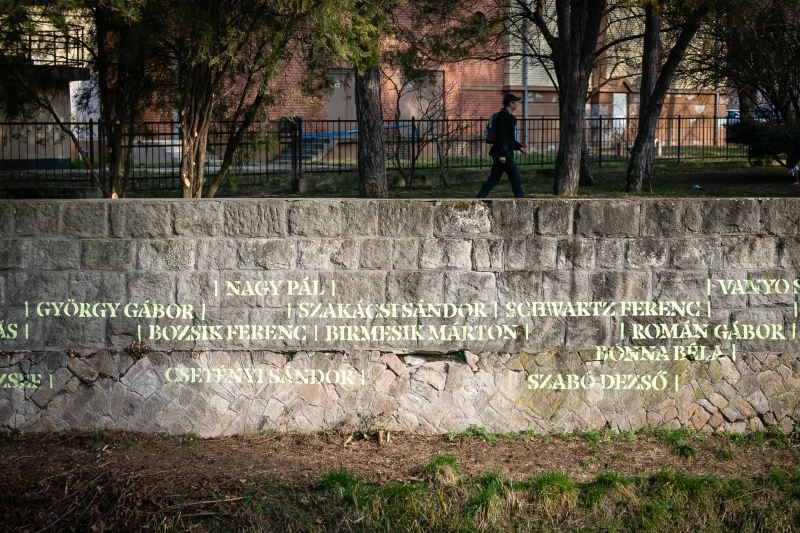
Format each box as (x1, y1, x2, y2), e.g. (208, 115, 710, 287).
(1, 429, 799, 531)
(3, 430, 798, 486)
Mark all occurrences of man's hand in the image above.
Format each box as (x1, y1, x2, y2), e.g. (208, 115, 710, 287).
(499, 156, 506, 163)
(519, 145, 528, 155)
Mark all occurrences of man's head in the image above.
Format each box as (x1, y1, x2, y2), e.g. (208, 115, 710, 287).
(503, 93, 522, 110)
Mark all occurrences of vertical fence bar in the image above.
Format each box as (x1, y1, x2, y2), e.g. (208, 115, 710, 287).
(677, 116, 682, 164)
(598, 116, 603, 167)
(89, 118, 94, 175)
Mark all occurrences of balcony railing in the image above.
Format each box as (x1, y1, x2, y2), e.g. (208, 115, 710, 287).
(5, 27, 86, 68)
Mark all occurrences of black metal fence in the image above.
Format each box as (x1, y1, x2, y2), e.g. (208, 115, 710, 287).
(0, 116, 748, 192)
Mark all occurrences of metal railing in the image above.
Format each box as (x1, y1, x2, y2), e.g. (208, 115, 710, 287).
(0, 116, 748, 191)
(4, 27, 86, 68)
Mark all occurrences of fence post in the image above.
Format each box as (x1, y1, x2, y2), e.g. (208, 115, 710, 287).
(98, 119, 105, 184)
(541, 116, 545, 167)
(411, 116, 416, 178)
(290, 118, 299, 193)
(297, 116, 303, 185)
(88, 118, 94, 170)
(598, 116, 603, 167)
(677, 116, 681, 165)
(479, 117, 483, 170)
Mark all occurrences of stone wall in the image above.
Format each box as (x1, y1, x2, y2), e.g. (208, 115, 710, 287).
(1, 198, 799, 436)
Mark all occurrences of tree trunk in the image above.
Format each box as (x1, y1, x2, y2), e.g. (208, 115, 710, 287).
(553, 0, 606, 196)
(554, 104, 585, 195)
(625, 5, 660, 192)
(179, 64, 215, 198)
(354, 66, 388, 198)
(579, 140, 595, 186)
(626, 7, 706, 192)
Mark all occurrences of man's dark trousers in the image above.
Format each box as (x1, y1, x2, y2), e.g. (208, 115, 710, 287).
(476, 150, 524, 198)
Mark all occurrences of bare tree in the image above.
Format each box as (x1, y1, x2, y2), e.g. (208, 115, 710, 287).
(625, 0, 710, 192)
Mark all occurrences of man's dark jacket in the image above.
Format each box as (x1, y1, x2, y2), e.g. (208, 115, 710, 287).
(488, 108, 521, 157)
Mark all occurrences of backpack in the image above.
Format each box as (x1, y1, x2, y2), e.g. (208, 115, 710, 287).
(484, 112, 499, 144)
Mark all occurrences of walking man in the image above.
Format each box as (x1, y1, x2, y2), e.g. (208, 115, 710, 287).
(477, 93, 528, 198)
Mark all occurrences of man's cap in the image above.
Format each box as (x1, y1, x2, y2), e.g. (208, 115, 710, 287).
(503, 93, 522, 106)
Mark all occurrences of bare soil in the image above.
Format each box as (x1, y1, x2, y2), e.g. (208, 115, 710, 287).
(1, 430, 798, 531)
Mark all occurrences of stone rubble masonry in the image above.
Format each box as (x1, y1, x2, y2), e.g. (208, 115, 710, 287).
(0, 198, 798, 436)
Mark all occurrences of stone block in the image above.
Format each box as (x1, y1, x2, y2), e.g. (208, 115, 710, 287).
(21, 240, 80, 270)
(419, 239, 471, 269)
(557, 238, 594, 269)
(444, 272, 497, 302)
(382, 353, 406, 375)
(120, 358, 162, 399)
(639, 200, 686, 237)
(695, 199, 761, 234)
(110, 201, 172, 238)
(81, 240, 136, 270)
(89, 350, 119, 379)
(652, 271, 707, 303)
(590, 271, 650, 302)
(565, 316, 612, 349)
(238, 239, 295, 269)
(505, 238, 526, 270)
(626, 239, 668, 268)
(746, 270, 794, 307)
(690, 406, 711, 430)
(7, 271, 69, 305)
(30, 367, 72, 408)
(70, 271, 126, 303)
(137, 240, 195, 270)
(490, 200, 535, 236)
(576, 201, 639, 237)
(0, 203, 13, 234)
(196, 239, 239, 270)
(379, 202, 434, 237)
(44, 318, 107, 350)
(497, 271, 542, 303)
(541, 270, 590, 301)
(67, 357, 99, 383)
(318, 271, 387, 302)
(730, 309, 787, 352)
(434, 201, 491, 236)
(472, 239, 503, 271)
(224, 201, 286, 237)
(387, 271, 444, 302)
(15, 202, 60, 236)
(595, 239, 625, 269)
(177, 271, 220, 308)
(173, 200, 223, 236)
(526, 237, 558, 269)
(414, 365, 447, 391)
(342, 201, 379, 236)
(127, 271, 176, 303)
(0, 240, 22, 270)
(297, 239, 358, 270)
(288, 201, 342, 236)
(746, 390, 770, 414)
(537, 201, 573, 235)
(360, 239, 392, 270)
(392, 239, 419, 270)
(63, 202, 108, 238)
(670, 238, 724, 270)
(778, 238, 800, 271)
(723, 237, 778, 269)
(762, 198, 800, 236)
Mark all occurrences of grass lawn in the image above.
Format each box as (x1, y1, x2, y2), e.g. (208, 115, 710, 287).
(228, 162, 800, 199)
